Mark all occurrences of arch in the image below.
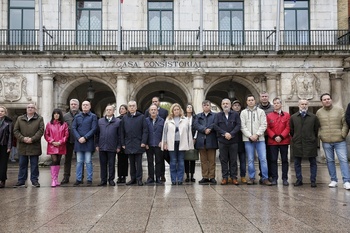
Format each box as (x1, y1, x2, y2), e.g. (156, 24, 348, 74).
(130, 76, 192, 112)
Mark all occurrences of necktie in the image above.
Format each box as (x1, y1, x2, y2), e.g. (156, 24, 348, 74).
(301, 111, 306, 118)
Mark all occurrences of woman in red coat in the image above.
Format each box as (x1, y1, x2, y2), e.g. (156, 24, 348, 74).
(44, 109, 69, 187)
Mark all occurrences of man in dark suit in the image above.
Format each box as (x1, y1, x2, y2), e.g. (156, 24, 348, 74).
(144, 96, 169, 182)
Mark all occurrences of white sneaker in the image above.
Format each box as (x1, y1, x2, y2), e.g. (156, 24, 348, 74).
(343, 182, 350, 190)
(328, 181, 338, 188)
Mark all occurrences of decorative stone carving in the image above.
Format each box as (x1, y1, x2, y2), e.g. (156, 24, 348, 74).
(204, 77, 211, 84)
(0, 74, 31, 102)
(288, 73, 321, 100)
(130, 77, 138, 84)
(183, 76, 191, 84)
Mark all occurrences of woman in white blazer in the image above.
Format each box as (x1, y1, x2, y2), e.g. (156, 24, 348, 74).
(162, 103, 194, 185)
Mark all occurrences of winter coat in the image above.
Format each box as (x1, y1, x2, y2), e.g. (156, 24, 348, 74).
(14, 113, 44, 156)
(146, 116, 164, 147)
(95, 116, 121, 152)
(290, 111, 320, 158)
(64, 110, 80, 144)
(258, 102, 274, 115)
(214, 110, 241, 145)
(240, 106, 267, 142)
(194, 111, 218, 149)
(144, 107, 169, 120)
(346, 103, 350, 127)
(266, 111, 291, 146)
(162, 116, 194, 151)
(120, 112, 148, 154)
(0, 116, 13, 150)
(316, 106, 349, 143)
(72, 111, 98, 152)
(44, 120, 69, 155)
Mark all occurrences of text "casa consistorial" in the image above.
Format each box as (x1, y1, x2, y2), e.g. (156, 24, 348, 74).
(116, 60, 202, 68)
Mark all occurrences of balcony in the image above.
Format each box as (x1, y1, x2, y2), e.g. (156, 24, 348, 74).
(0, 29, 349, 53)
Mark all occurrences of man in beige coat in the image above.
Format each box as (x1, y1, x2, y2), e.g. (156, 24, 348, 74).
(316, 93, 350, 190)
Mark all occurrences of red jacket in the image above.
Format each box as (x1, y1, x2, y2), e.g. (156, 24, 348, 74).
(44, 121, 69, 155)
(266, 111, 291, 145)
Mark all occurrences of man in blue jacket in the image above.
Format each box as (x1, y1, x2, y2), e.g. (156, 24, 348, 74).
(95, 105, 121, 186)
(214, 98, 241, 185)
(145, 104, 164, 184)
(72, 101, 98, 186)
(194, 100, 218, 185)
(121, 100, 148, 186)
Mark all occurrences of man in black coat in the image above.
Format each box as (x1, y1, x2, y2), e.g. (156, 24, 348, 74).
(121, 101, 148, 186)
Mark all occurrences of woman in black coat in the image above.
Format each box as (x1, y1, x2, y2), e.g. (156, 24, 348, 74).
(116, 104, 128, 184)
(184, 104, 197, 182)
(0, 106, 13, 188)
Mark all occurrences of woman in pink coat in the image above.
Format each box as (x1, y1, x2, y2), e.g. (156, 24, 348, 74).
(44, 109, 69, 187)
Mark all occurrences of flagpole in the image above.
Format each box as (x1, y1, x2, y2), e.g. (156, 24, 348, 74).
(118, 0, 122, 51)
(275, 0, 281, 51)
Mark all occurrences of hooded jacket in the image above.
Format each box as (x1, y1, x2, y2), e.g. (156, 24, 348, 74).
(240, 106, 267, 142)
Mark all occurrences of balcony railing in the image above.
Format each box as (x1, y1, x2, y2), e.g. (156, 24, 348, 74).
(0, 29, 349, 52)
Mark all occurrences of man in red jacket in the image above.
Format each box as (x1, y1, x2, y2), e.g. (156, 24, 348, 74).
(266, 97, 291, 186)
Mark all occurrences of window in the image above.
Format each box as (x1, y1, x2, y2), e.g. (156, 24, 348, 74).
(76, 0, 102, 45)
(8, 0, 35, 45)
(148, 1, 173, 45)
(284, 0, 309, 45)
(218, 0, 244, 45)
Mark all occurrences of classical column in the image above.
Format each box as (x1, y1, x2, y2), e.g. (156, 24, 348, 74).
(192, 72, 205, 114)
(264, 73, 280, 100)
(329, 72, 343, 108)
(40, 73, 54, 161)
(115, 73, 129, 112)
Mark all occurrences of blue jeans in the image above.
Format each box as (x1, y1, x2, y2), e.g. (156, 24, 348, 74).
(245, 141, 268, 180)
(76, 151, 93, 182)
(322, 141, 350, 183)
(169, 141, 185, 183)
(18, 155, 39, 184)
(294, 157, 317, 182)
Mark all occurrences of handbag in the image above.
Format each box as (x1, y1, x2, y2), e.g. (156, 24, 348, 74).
(184, 149, 199, 161)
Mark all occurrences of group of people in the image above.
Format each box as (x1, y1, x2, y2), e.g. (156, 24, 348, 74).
(0, 91, 349, 190)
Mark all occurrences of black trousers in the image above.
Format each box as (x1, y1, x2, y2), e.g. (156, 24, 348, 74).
(99, 151, 116, 182)
(0, 146, 9, 181)
(117, 150, 128, 177)
(146, 146, 163, 180)
(128, 153, 143, 181)
(184, 160, 195, 174)
(63, 142, 74, 178)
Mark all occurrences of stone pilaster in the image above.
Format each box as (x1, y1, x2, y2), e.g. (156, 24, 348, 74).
(264, 73, 280, 101)
(192, 71, 205, 114)
(115, 73, 129, 114)
(329, 72, 343, 108)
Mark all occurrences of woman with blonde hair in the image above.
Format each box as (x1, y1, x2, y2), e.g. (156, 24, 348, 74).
(162, 103, 194, 185)
(0, 106, 13, 188)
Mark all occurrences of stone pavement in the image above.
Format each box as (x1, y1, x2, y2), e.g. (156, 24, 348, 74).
(0, 158, 350, 233)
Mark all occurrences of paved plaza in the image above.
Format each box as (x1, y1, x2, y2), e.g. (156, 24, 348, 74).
(0, 157, 350, 233)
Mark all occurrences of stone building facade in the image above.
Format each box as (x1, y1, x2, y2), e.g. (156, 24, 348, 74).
(0, 0, 350, 158)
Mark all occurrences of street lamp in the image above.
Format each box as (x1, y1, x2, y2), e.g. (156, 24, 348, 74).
(86, 80, 95, 101)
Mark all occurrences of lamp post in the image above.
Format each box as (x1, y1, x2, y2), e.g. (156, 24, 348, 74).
(86, 80, 95, 101)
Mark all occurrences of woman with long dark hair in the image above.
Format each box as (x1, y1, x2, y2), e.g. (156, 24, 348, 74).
(0, 106, 13, 188)
(116, 104, 128, 184)
(44, 109, 69, 187)
(184, 104, 197, 182)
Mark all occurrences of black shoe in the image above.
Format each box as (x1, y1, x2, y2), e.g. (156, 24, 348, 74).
(146, 178, 154, 184)
(172, 182, 176, 185)
(137, 180, 143, 186)
(86, 181, 92, 186)
(259, 178, 263, 184)
(294, 180, 303, 187)
(98, 181, 107, 186)
(13, 182, 26, 188)
(32, 181, 40, 188)
(155, 178, 163, 185)
(311, 182, 317, 188)
(109, 180, 116, 186)
(198, 178, 209, 185)
(73, 180, 82, 186)
(160, 176, 166, 182)
(61, 177, 69, 184)
(191, 178, 196, 182)
(178, 182, 183, 185)
(209, 178, 217, 185)
(185, 178, 190, 182)
(117, 177, 126, 184)
(283, 180, 289, 186)
(126, 180, 136, 185)
(0, 181, 5, 188)
(270, 180, 277, 186)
